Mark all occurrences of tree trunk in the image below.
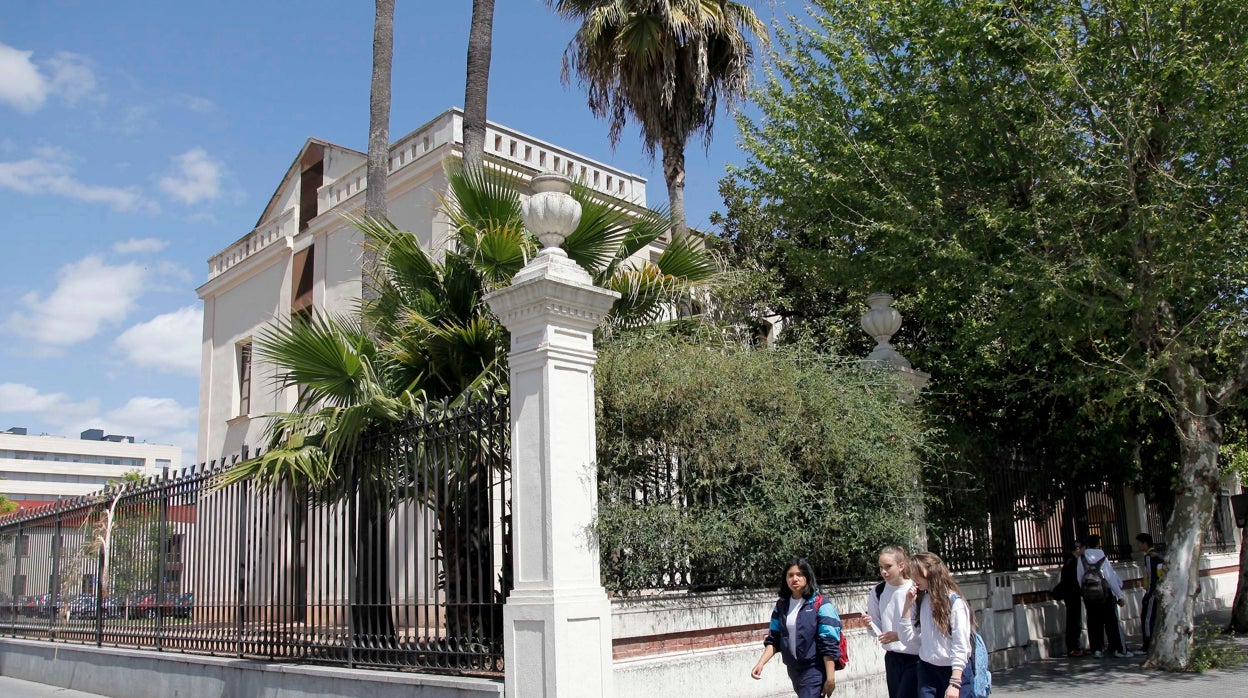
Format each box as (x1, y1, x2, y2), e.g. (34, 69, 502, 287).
(363, 0, 394, 302)
(1143, 397, 1223, 670)
(461, 0, 495, 172)
(661, 133, 688, 240)
(1231, 518, 1248, 632)
(350, 490, 396, 661)
(437, 456, 498, 663)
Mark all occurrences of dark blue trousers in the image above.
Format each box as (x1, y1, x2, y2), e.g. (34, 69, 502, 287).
(917, 660, 974, 698)
(786, 663, 826, 698)
(885, 651, 920, 698)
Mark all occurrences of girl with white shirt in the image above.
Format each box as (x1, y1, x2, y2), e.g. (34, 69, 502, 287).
(867, 546, 920, 698)
(897, 552, 974, 698)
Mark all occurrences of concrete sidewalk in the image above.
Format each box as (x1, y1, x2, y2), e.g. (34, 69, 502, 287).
(0, 675, 110, 698)
(993, 609, 1248, 696)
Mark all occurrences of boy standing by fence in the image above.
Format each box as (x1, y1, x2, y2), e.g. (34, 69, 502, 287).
(1077, 535, 1133, 658)
(1135, 533, 1164, 653)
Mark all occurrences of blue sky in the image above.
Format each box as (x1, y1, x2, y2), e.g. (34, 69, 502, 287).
(0, 1, 786, 465)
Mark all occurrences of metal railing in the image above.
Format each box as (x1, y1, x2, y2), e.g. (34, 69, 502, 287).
(0, 393, 510, 675)
(929, 453, 1136, 572)
(1144, 490, 1240, 554)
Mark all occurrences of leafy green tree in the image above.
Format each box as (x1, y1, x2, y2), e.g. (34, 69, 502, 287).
(0, 493, 16, 517)
(595, 334, 930, 594)
(223, 165, 721, 646)
(550, 0, 767, 239)
(724, 0, 1248, 669)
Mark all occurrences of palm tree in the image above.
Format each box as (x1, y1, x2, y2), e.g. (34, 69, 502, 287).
(551, 0, 767, 240)
(364, 0, 395, 301)
(462, 0, 496, 170)
(220, 166, 720, 650)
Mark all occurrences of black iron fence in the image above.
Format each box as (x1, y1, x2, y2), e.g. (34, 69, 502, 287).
(1144, 490, 1239, 554)
(0, 393, 510, 675)
(929, 466, 1132, 572)
(931, 455, 1240, 572)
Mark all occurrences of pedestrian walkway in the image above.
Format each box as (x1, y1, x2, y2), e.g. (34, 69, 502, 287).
(0, 675, 109, 698)
(993, 609, 1248, 697)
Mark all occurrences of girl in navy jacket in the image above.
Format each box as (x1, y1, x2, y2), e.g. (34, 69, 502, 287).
(751, 558, 844, 697)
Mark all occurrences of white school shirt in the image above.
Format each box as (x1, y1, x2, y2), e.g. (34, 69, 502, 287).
(897, 591, 972, 671)
(786, 597, 805, 653)
(1076, 548, 1125, 601)
(867, 580, 920, 655)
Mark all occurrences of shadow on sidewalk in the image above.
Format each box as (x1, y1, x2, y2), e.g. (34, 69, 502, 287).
(994, 608, 1248, 694)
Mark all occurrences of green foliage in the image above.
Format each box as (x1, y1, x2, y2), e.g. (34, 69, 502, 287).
(0, 493, 16, 517)
(595, 334, 932, 594)
(1187, 622, 1248, 673)
(723, 0, 1248, 486)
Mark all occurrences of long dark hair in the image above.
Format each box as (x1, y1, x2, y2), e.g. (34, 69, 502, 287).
(778, 557, 819, 600)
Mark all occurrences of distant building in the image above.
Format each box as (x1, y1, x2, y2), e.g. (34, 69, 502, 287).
(0, 427, 179, 512)
(197, 107, 656, 461)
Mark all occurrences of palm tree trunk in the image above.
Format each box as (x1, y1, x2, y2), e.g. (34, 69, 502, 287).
(351, 489, 396, 659)
(661, 133, 689, 240)
(1143, 364, 1223, 670)
(461, 0, 495, 171)
(363, 0, 395, 302)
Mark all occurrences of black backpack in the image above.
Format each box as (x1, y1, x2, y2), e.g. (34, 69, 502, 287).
(1080, 555, 1109, 601)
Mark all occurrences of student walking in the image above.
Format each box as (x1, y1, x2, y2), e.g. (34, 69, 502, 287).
(752, 558, 844, 697)
(898, 552, 976, 698)
(1135, 532, 1164, 653)
(1078, 535, 1132, 658)
(867, 546, 920, 698)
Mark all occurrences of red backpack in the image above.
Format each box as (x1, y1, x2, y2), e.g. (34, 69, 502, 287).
(812, 594, 851, 670)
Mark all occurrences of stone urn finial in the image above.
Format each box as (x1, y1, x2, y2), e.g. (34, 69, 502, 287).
(521, 173, 581, 255)
(861, 292, 911, 369)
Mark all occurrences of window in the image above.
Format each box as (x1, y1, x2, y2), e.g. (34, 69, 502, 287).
(238, 342, 253, 416)
(298, 146, 324, 231)
(291, 245, 315, 314)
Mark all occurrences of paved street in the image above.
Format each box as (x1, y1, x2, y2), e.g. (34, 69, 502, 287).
(3, 615, 1245, 697)
(994, 610, 1248, 696)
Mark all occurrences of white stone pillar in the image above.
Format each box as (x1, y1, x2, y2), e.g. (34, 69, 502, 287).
(486, 174, 619, 698)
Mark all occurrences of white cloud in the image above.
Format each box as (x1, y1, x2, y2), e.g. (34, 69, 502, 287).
(0, 42, 101, 113)
(102, 396, 197, 435)
(158, 148, 224, 205)
(113, 237, 169, 254)
(0, 43, 47, 112)
(0, 384, 197, 464)
(0, 383, 97, 420)
(114, 306, 203, 375)
(182, 95, 216, 113)
(44, 52, 99, 106)
(0, 150, 152, 212)
(6, 255, 148, 347)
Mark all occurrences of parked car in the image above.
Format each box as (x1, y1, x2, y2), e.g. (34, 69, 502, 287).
(64, 594, 122, 620)
(173, 592, 193, 619)
(133, 592, 179, 619)
(24, 593, 58, 618)
(66, 594, 98, 619)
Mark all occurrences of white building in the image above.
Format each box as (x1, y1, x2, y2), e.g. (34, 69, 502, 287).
(0, 427, 178, 512)
(196, 108, 654, 461)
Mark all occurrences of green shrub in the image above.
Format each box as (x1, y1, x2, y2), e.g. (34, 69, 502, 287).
(595, 335, 934, 594)
(1188, 622, 1248, 672)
